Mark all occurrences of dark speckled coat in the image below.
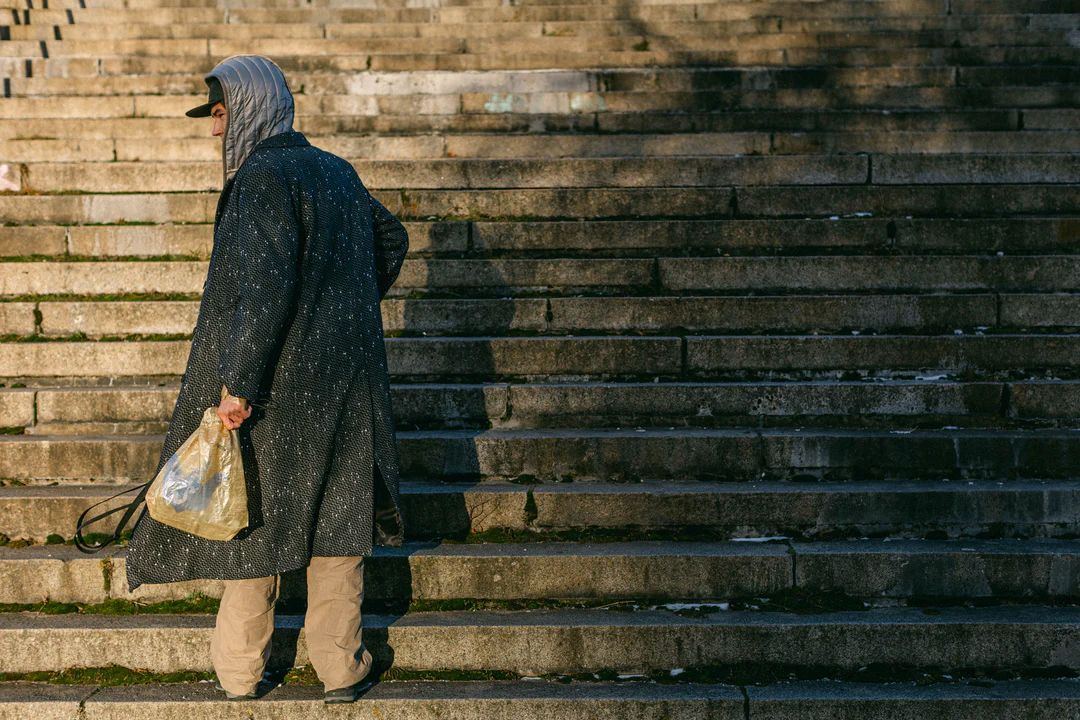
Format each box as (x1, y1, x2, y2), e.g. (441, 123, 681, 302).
(125, 55, 408, 591)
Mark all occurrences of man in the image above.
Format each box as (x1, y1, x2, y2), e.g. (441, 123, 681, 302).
(123, 54, 410, 704)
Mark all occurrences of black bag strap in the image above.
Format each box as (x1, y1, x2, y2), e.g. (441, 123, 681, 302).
(74, 389, 265, 553)
(73, 480, 152, 553)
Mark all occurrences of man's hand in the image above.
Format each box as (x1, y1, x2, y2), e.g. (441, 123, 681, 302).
(218, 392, 252, 430)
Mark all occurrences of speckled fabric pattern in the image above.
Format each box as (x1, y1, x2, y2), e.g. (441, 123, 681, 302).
(125, 62, 409, 591)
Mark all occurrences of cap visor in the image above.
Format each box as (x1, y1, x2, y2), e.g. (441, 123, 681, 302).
(185, 101, 214, 118)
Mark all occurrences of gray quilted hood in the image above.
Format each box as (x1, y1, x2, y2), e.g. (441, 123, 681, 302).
(204, 54, 295, 185)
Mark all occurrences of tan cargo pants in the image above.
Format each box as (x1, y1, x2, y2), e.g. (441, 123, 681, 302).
(210, 555, 374, 694)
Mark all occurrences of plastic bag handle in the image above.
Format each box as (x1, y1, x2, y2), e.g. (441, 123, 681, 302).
(73, 480, 152, 553)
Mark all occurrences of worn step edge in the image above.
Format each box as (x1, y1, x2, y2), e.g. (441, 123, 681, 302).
(0, 605, 1078, 675)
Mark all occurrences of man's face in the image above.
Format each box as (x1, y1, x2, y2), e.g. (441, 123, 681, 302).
(211, 102, 227, 137)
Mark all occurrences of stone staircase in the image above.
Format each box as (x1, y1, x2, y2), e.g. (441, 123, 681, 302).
(1, 0, 1080, 715)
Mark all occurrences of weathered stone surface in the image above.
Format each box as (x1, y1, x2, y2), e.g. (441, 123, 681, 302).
(81, 681, 745, 720)
(0, 541, 792, 604)
(1, 606, 1078, 674)
(794, 539, 1080, 599)
(546, 295, 997, 332)
(748, 680, 1080, 720)
(4, 479, 1079, 543)
(686, 335, 1080, 373)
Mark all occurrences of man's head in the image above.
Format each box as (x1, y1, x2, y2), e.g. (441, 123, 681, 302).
(184, 56, 295, 184)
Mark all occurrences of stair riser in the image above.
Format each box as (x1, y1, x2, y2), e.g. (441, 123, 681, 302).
(0, 613, 1076, 675)
(7, 380, 1079, 432)
(2, 431, 1078, 484)
(0, 551, 791, 604)
(2, 483, 1077, 543)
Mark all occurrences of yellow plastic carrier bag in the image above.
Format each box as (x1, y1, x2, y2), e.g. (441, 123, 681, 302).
(144, 384, 249, 541)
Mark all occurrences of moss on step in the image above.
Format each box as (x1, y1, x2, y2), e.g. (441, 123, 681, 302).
(0, 666, 214, 685)
(0, 254, 201, 262)
(0, 332, 190, 343)
(0, 593, 219, 616)
(1, 292, 200, 302)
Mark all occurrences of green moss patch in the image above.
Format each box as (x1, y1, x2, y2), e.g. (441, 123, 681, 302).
(0, 593, 219, 616)
(0, 666, 214, 685)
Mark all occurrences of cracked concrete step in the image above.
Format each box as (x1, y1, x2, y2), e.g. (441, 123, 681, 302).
(1, 605, 1078, 674)
(2, 679, 1078, 720)
(7, 13, 1067, 38)
(11, 293, 1056, 339)
(3, 479, 1076, 543)
(656, 255, 1080, 293)
(7, 131, 1080, 163)
(747, 680, 1080, 718)
(2, 18, 785, 41)
(2, 538, 1078, 605)
(3, 255, 1077, 298)
(1, 132, 774, 162)
(0, 110, 1034, 140)
(2, 65, 975, 99)
(3, 186, 1078, 225)
(12, 154, 1080, 194)
(0, 481, 750, 542)
(4, 218, 1075, 259)
(0, 680, 749, 720)
(14, 132, 1080, 164)
(9, 379, 1076, 435)
(3, 85, 1077, 117)
(1, 427, 1078, 484)
(3, 335, 1080, 382)
(0, 541, 794, 604)
(0, 49, 794, 73)
(7, 46, 1077, 73)
(0, 1, 966, 23)
(14, 156, 873, 193)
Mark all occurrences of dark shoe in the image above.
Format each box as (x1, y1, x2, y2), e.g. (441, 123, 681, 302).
(214, 681, 258, 700)
(214, 672, 274, 700)
(324, 675, 377, 704)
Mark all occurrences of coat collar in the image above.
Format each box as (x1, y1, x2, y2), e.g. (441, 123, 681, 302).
(252, 129, 310, 151)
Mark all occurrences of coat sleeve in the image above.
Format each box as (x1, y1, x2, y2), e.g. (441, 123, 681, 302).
(219, 168, 301, 401)
(367, 188, 409, 299)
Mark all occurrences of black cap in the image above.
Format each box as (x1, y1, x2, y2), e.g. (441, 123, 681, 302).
(185, 77, 224, 118)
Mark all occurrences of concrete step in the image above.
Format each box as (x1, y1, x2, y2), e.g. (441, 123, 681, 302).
(1, 679, 1077, 720)
(6, 293, 1080, 339)
(14, 156, 873, 194)
(12, 154, 1080, 194)
(0, 110, 1030, 141)
(2, 18, 786, 41)
(0, 1, 963, 23)
(2, 84, 1077, 119)
(30, 133, 1080, 166)
(0, 605, 1078, 675)
(2, 334, 1079, 383)
(0, 541, 794, 604)
(1, 132, 772, 162)
(750, 680, 1080, 718)
(0, 680, 749, 719)
(3, 185, 1078, 225)
(2, 255, 1075, 298)
(2, 537, 1077, 605)
(4, 479, 1076, 544)
(656, 255, 1080, 293)
(5, 131, 1080, 163)
(4, 218, 1076, 259)
(11, 378, 1078, 435)
(0, 427, 1077, 484)
(0, 48, 792, 73)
